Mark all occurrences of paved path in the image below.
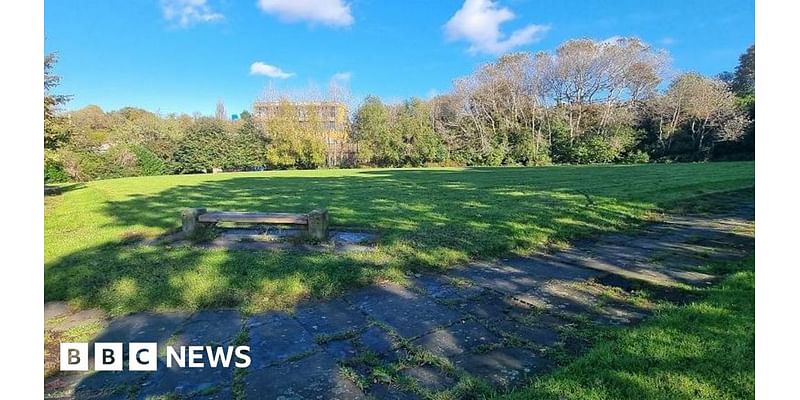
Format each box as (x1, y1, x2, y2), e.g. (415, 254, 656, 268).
(45, 203, 754, 400)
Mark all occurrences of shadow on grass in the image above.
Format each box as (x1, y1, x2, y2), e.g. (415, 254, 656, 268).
(500, 260, 755, 400)
(45, 182, 85, 197)
(44, 166, 753, 316)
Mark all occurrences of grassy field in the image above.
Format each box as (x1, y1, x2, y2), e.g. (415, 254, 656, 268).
(500, 257, 755, 400)
(44, 162, 754, 316)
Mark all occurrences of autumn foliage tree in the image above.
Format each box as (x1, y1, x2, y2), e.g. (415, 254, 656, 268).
(264, 101, 326, 169)
(643, 73, 747, 159)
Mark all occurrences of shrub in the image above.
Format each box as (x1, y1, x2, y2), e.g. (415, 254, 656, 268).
(553, 126, 640, 164)
(57, 146, 140, 181)
(44, 154, 70, 183)
(619, 150, 650, 164)
(174, 118, 229, 173)
(132, 145, 169, 176)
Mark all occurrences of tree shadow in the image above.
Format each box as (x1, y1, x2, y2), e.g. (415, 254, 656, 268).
(44, 167, 752, 317)
(45, 183, 85, 197)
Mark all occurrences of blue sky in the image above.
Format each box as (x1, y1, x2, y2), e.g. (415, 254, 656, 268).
(44, 0, 755, 116)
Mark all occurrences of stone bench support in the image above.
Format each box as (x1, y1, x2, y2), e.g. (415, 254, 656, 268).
(306, 209, 330, 241)
(181, 208, 207, 237)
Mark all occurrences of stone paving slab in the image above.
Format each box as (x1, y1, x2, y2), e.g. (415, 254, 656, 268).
(582, 242, 654, 263)
(407, 273, 485, 303)
(45, 301, 71, 322)
(402, 366, 456, 392)
(345, 283, 465, 339)
(359, 326, 397, 355)
(456, 292, 536, 320)
(413, 320, 502, 359)
(94, 312, 190, 351)
(73, 369, 150, 400)
(294, 297, 369, 338)
(512, 280, 602, 316)
(138, 359, 233, 400)
(245, 351, 365, 399)
(128, 311, 243, 399)
(247, 312, 320, 368)
(542, 248, 715, 287)
(610, 233, 702, 252)
(451, 255, 606, 300)
(321, 338, 358, 361)
(503, 256, 605, 281)
(657, 243, 749, 264)
(639, 224, 730, 244)
(494, 275, 651, 326)
(489, 317, 562, 348)
(173, 310, 243, 347)
(46, 309, 107, 333)
(605, 227, 752, 252)
(691, 235, 755, 251)
(452, 346, 553, 388)
(451, 261, 541, 294)
(579, 239, 738, 274)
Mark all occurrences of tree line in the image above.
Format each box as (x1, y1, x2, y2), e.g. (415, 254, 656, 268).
(44, 38, 754, 183)
(44, 80, 337, 182)
(353, 38, 754, 167)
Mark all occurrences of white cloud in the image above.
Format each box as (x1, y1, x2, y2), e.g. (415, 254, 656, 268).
(444, 0, 549, 55)
(161, 0, 224, 28)
(256, 0, 353, 27)
(250, 62, 295, 79)
(331, 71, 352, 82)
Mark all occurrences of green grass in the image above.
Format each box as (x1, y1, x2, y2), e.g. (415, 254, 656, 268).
(44, 162, 754, 315)
(498, 257, 755, 400)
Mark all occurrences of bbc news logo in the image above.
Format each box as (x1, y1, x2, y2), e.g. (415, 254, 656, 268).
(60, 343, 251, 371)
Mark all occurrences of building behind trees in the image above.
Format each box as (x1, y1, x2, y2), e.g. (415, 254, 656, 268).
(252, 100, 356, 167)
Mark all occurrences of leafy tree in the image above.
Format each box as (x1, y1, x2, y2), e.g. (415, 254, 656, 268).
(104, 108, 182, 172)
(353, 96, 402, 166)
(716, 71, 735, 87)
(265, 101, 326, 169)
(731, 45, 755, 96)
(723, 46, 755, 159)
(44, 53, 72, 150)
(57, 144, 140, 181)
(69, 105, 111, 132)
(226, 112, 267, 170)
(393, 98, 445, 166)
(174, 118, 229, 173)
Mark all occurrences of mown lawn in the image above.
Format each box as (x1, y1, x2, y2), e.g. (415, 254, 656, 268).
(44, 162, 754, 315)
(499, 257, 755, 400)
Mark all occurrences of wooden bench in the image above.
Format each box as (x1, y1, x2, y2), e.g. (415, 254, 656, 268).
(181, 208, 329, 240)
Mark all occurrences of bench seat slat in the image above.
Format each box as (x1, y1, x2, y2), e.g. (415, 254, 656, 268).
(198, 212, 308, 225)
